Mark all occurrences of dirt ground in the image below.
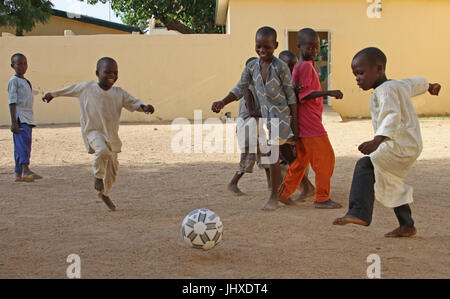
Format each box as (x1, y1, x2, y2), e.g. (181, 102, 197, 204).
(0, 110, 449, 279)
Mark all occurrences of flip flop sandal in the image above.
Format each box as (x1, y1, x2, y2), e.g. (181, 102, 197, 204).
(19, 175, 35, 182)
(30, 173, 43, 179)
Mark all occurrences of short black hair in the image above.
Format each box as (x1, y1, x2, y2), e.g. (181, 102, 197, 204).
(298, 28, 318, 46)
(353, 47, 387, 68)
(256, 26, 277, 41)
(11, 53, 26, 64)
(246, 57, 257, 65)
(279, 50, 297, 61)
(96, 57, 117, 70)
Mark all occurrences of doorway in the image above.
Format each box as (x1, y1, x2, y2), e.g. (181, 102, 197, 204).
(288, 30, 332, 105)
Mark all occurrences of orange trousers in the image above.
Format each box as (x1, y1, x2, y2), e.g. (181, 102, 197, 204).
(278, 135, 335, 203)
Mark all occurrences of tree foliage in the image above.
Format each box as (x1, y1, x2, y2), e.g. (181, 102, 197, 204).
(86, 0, 224, 34)
(0, 0, 53, 36)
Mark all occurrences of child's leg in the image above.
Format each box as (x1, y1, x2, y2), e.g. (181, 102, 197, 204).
(13, 123, 33, 181)
(385, 204, 416, 237)
(228, 172, 245, 196)
(394, 204, 414, 227)
(280, 143, 315, 200)
(264, 168, 271, 189)
(278, 140, 310, 201)
(93, 146, 117, 211)
(264, 159, 283, 211)
(228, 152, 256, 195)
(88, 133, 117, 210)
(333, 156, 374, 226)
(297, 165, 315, 201)
(103, 152, 119, 197)
(308, 135, 341, 208)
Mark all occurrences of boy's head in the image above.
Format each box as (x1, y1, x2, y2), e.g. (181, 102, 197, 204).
(351, 47, 387, 90)
(255, 26, 278, 62)
(297, 28, 319, 61)
(279, 50, 298, 74)
(96, 57, 118, 89)
(11, 53, 27, 76)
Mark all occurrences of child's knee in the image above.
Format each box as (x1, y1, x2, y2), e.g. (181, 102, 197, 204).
(96, 148, 112, 160)
(356, 156, 372, 169)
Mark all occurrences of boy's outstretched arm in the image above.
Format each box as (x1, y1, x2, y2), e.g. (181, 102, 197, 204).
(302, 90, 343, 100)
(428, 83, 441, 95)
(211, 92, 238, 113)
(42, 83, 85, 103)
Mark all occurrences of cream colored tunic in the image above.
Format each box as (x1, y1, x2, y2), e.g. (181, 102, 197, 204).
(369, 78, 428, 208)
(51, 81, 144, 154)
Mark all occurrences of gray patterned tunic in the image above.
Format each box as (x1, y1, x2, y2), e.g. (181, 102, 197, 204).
(231, 57, 297, 144)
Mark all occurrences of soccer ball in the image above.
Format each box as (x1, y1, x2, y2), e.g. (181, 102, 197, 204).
(181, 209, 223, 250)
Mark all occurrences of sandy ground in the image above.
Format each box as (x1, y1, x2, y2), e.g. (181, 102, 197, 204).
(0, 109, 449, 279)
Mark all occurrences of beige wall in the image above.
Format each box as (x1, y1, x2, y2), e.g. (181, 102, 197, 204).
(1, 0, 449, 126)
(0, 16, 132, 36)
(227, 0, 450, 118)
(1, 34, 242, 125)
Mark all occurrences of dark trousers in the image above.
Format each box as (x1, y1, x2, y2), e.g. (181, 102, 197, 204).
(346, 156, 414, 227)
(13, 122, 32, 174)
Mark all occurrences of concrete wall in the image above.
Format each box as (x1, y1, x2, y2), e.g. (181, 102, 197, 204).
(1, 0, 449, 126)
(227, 0, 450, 118)
(1, 34, 242, 125)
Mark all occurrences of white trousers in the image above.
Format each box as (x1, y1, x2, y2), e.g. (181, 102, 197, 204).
(88, 132, 119, 196)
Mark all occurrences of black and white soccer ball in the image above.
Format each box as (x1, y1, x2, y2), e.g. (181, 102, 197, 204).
(181, 209, 223, 250)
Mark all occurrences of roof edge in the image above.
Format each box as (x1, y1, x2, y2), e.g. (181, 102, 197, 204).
(51, 9, 142, 33)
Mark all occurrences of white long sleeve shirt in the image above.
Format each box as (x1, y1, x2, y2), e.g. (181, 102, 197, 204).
(369, 77, 428, 208)
(50, 81, 144, 153)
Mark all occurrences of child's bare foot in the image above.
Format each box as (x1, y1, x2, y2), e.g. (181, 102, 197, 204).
(384, 226, 416, 238)
(295, 186, 315, 202)
(94, 178, 104, 192)
(262, 196, 279, 211)
(279, 197, 298, 206)
(97, 193, 116, 211)
(314, 199, 342, 209)
(227, 183, 245, 196)
(333, 215, 368, 226)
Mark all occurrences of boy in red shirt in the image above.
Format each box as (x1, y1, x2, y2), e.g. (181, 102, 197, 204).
(278, 28, 343, 208)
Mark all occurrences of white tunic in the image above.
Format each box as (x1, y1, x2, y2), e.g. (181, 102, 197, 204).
(369, 78, 428, 208)
(50, 81, 144, 153)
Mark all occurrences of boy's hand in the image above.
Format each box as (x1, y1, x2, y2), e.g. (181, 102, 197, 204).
(10, 122, 19, 134)
(328, 90, 344, 99)
(42, 93, 54, 103)
(428, 83, 441, 96)
(358, 136, 386, 155)
(211, 100, 225, 113)
(294, 83, 302, 95)
(141, 104, 155, 114)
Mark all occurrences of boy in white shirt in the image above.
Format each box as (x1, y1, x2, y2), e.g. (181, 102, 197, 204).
(333, 47, 441, 237)
(43, 57, 154, 211)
